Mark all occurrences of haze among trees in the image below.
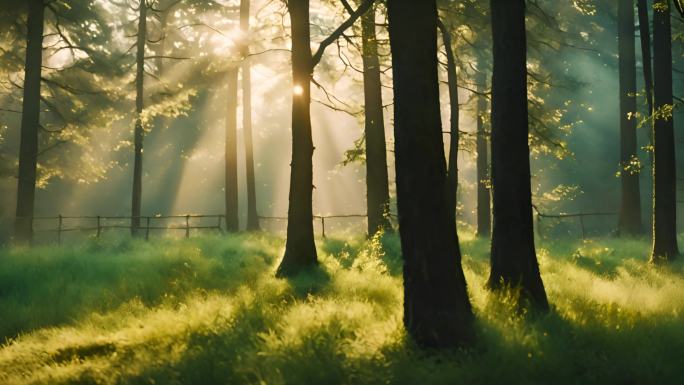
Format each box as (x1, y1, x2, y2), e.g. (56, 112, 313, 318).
(1, 0, 684, 384)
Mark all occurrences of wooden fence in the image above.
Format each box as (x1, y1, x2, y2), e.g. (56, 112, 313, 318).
(20, 210, 617, 244)
(25, 213, 378, 244)
(535, 209, 618, 240)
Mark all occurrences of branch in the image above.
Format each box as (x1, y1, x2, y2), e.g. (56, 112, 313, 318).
(311, 0, 375, 68)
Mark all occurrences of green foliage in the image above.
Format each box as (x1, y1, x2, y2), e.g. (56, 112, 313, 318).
(1, 233, 683, 384)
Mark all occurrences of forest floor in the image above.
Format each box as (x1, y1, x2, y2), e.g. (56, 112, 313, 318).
(1, 232, 683, 385)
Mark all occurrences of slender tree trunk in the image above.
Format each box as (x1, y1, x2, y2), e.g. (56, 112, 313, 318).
(241, 0, 259, 231)
(650, 0, 678, 262)
(225, 68, 239, 232)
(437, 20, 460, 217)
(362, 4, 391, 236)
(618, 0, 643, 236)
(637, 0, 654, 116)
(488, 0, 548, 310)
(131, 0, 147, 236)
(475, 64, 491, 238)
(387, 0, 474, 348)
(277, 0, 317, 276)
(14, 0, 44, 243)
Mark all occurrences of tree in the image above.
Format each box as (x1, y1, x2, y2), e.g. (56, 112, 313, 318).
(637, 0, 653, 117)
(488, 0, 548, 310)
(13, 0, 44, 243)
(276, 0, 374, 276)
(225, 67, 239, 232)
(475, 62, 491, 238)
(437, 19, 460, 216)
(650, 0, 678, 262)
(241, 0, 260, 231)
(387, 0, 474, 347)
(130, 0, 147, 236)
(360, 3, 391, 236)
(617, 0, 642, 236)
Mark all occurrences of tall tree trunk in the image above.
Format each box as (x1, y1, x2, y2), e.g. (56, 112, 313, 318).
(475, 64, 491, 238)
(437, 20, 460, 217)
(362, 4, 391, 236)
(241, 0, 259, 231)
(488, 0, 548, 310)
(225, 68, 239, 232)
(14, 0, 44, 243)
(618, 0, 643, 236)
(131, 0, 147, 236)
(277, 0, 317, 276)
(650, 0, 678, 262)
(637, 0, 654, 116)
(387, 0, 474, 348)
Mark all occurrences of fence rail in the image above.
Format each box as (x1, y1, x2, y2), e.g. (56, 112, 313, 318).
(534, 208, 618, 240)
(19, 213, 384, 244)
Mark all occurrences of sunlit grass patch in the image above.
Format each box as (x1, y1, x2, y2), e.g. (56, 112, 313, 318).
(0, 232, 683, 384)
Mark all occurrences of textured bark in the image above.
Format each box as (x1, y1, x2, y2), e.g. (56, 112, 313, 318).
(387, 0, 474, 348)
(650, 0, 678, 262)
(437, 20, 460, 216)
(225, 68, 239, 232)
(131, 0, 147, 237)
(637, 0, 654, 116)
(241, 0, 259, 231)
(488, 0, 549, 310)
(475, 66, 491, 238)
(617, 0, 643, 236)
(14, 0, 44, 243)
(362, 4, 391, 236)
(277, 0, 318, 276)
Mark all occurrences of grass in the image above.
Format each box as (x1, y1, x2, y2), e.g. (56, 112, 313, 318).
(0, 232, 683, 384)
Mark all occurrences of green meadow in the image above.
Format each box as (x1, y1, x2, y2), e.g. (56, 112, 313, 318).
(1, 233, 682, 385)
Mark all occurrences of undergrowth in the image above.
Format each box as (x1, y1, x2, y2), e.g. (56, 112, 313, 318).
(0, 232, 683, 384)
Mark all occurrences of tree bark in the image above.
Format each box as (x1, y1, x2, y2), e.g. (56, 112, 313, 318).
(361, 4, 391, 236)
(475, 64, 491, 238)
(387, 0, 474, 348)
(650, 0, 678, 262)
(488, 0, 548, 310)
(277, 0, 318, 276)
(437, 20, 460, 217)
(225, 68, 239, 232)
(14, 0, 44, 243)
(241, 0, 259, 231)
(617, 0, 643, 236)
(131, 0, 147, 237)
(637, 0, 654, 116)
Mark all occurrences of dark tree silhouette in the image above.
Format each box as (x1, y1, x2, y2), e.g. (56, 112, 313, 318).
(387, 0, 474, 347)
(131, 0, 147, 236)
(14, 0, 44, 243)
(488, 0, 549, 310)
(277, 0, 374, 276)
(361, 3, 391, 236)
(650, 0, 678, 262)
(225, 68, 239, 232)
(475, 63, 491, 238)
(241, 0, 260, 231)
(617, 0, 642, 236)
(437, 19, 460, 216)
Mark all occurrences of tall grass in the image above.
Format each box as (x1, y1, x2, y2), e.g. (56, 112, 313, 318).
(0, 232, 683, 384)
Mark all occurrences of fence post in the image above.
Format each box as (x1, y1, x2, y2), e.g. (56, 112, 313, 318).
(96, 216, 101, 238)
(579, 215, 586, 240)
(217, 216, 222, 233)
(185, 215, 190, 238)
(57, 214, 63, 245)
(321, 216, 326, 238)
(145, 216, 150, 241)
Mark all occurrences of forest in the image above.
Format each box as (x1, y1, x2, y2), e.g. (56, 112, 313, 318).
(1, 0, 684, 384)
